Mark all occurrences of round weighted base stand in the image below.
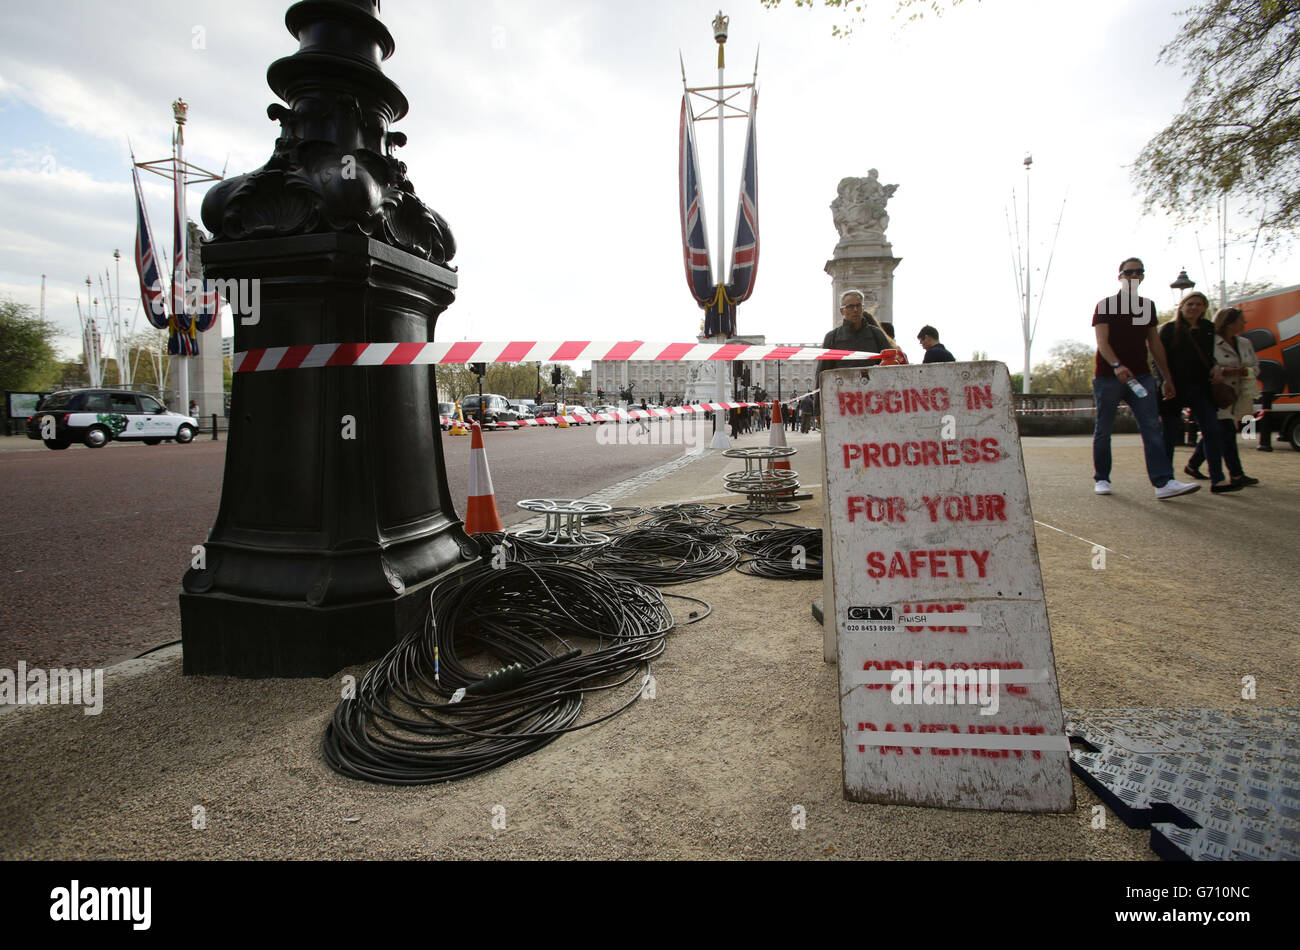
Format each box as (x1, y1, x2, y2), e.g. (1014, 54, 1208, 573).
(513, 499, 613, 549)
(722, 446, 801, 514)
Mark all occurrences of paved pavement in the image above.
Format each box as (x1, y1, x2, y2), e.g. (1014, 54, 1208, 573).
(0, 426, 1296, 861)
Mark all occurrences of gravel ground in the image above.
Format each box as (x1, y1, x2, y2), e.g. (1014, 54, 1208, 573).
(1, 430, 1296, 860)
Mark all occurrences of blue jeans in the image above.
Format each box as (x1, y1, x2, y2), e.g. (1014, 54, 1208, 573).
(1093, 374, 1173, 487)
(1163, 388, 1226, 483)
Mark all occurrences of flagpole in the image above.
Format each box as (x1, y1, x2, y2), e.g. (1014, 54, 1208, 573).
(710, 11, 730, 449)
(173, 100, 190, 414)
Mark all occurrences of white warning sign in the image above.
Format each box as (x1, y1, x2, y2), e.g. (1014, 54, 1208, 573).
(821, 362, 1073, 812)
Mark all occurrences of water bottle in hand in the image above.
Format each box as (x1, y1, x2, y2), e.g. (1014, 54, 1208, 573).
(1126, 377, 1148, 399)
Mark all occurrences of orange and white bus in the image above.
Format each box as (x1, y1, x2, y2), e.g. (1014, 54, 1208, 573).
(1236, 283, 1300, 451)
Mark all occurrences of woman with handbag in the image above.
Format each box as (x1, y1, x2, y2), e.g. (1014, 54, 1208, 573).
(1185, 307, 1260, 486)
(1158, 292, 1242, 494)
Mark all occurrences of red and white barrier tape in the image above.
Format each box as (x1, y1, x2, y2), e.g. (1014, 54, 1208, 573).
(443, 399, 770, 429)
(233, 340, 883, 373)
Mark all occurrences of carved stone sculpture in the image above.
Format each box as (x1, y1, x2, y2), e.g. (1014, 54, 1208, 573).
(831, 169, 899, 242)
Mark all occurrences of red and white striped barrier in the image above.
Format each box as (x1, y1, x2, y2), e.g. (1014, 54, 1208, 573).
(442, 399, 769, 429)
(232, 340, 882, 373)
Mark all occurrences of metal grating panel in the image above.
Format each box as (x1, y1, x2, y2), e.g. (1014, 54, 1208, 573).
(1065, 708, 1300, 861)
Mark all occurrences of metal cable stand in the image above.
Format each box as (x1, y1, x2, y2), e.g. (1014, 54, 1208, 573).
(512, 498, 614, 549)
(721, 446, 800, 513)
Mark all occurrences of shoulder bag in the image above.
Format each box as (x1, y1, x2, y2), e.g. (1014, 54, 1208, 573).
(1194, 329, 1236, 409)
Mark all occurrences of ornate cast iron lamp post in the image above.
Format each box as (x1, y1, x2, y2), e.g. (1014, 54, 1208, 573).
(183, 0, 477, 676)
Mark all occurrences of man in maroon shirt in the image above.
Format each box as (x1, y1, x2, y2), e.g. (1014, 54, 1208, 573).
(1092, 257, 1199, 499)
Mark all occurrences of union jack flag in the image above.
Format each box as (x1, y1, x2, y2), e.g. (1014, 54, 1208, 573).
(678, 95, 713, 308)
(131, 163, 170, 330)
(726, 89, 758, 305)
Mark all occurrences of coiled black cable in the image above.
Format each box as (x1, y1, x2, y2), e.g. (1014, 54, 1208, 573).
(583, 526, 738, 586)
(735, 527, 824, 580)
(322, 561, 674, 785)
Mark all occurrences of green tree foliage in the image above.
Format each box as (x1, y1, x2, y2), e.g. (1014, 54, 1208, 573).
(1134, 0, 1300, 238)
(434, 363, 585, 403)
(1029, 340, 1095, 394)
(0, 296, 61, 393)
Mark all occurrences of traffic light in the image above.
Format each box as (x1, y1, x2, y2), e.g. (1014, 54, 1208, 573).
(596, 388, 603, 401)
(551, 367, 562, 386)
(536, 390, 542, 402)
(470, 362, 486, 377)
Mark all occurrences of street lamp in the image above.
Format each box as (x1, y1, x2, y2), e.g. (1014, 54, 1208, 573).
(1170, 268, 1195, 311)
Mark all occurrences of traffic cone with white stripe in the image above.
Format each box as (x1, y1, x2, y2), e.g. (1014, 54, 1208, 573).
(769, 400, 804, 499)
(465, 424, 503, 534)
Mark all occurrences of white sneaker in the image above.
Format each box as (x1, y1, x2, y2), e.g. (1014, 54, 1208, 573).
(1094, 480, 1112, 495)
(1155, 479, 1201, 500)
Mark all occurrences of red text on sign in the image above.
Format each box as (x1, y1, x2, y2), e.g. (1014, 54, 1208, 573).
(854, 721, 1046, 758)
(842, 438, 1001, 469)
(858, 659, 1028, 694)
(901, 602, 969, 633)
(921, 494, 1007, 523)
(964, 385, 994, 410)
(865, 549, 990, 579)
(847, 496, 907, 523)
(838, 388, 951, 416)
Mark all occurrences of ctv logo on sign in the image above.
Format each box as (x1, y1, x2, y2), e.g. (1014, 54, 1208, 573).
(845, 605, 898, 633)
(848, 606, 894, 621)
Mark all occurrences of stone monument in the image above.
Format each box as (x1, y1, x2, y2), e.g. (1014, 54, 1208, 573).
(824, 169, 902, 331)
(177, 220, 225, 419)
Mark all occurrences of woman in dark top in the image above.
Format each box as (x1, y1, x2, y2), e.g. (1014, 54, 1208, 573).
(1157, 292, 1238, 493)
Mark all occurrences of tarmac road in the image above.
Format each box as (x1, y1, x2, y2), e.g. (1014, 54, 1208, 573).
(0, 422, 697, 671)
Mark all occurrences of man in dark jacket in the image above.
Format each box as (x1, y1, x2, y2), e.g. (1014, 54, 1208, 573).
(821, 290, 892, 372)
(917, 326, 956, 363)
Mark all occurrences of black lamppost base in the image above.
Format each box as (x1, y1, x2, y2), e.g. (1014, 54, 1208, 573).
(181, 577, 437, 678)
(180, 233, 477, 677)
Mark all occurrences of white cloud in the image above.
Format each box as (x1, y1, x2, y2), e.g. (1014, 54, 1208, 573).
(0, 0, 1293, 376)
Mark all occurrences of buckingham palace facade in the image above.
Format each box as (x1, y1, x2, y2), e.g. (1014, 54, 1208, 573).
(588, 336, 823, 406)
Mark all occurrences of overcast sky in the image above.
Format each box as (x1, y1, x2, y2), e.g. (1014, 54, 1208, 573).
(1, 0, 1293, 375)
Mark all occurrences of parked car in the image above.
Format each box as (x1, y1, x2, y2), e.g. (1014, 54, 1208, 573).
(459, 393, 520, 428)
(508, 401, 535, 420)
(26, 389, 197, 449)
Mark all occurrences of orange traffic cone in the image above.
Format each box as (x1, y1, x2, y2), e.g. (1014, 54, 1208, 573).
(770, 399, 794, 483)
(465, 424, 504, 534)
(449, 401, 469, 436)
